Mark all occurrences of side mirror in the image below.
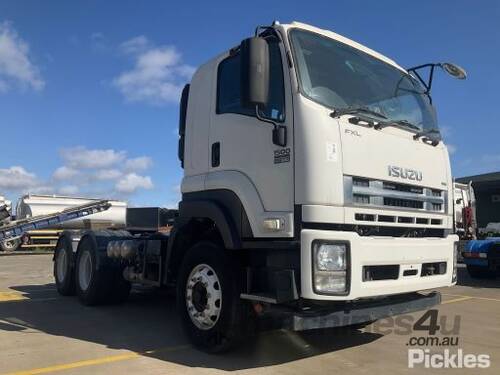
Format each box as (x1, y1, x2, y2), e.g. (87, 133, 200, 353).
(440, 63, 467, 80)
(273, 126, 287, 147)
(407, 62, 467, 95)
(240, 37, 270, 109)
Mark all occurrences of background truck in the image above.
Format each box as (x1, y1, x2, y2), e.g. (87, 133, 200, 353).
(453, 182, 477, 241)
(52, 21, 465, 352)
(1, 199, 112, 250)
(0, 196, 14, 250)
(454, 182, 500, 278)
(14, 194, 127, 251)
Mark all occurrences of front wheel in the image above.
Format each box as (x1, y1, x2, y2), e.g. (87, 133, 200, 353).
(177, 241, 244, 353)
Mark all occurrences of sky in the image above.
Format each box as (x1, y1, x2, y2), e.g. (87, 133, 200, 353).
(0, 0, 499, 208)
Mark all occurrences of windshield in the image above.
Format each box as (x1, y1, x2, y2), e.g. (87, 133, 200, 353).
(289, 29, 439, 133)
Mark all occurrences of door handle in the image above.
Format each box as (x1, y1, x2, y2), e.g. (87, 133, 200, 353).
(211, 142, 220, 167)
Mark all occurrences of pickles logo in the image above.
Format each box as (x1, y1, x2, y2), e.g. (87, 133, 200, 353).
(408, 349, 490, 369)
(388, 165, 422, 181)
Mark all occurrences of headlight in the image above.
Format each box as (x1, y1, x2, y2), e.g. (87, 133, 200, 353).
(315, 243, 346, 271)
(313, 241, 349, 295)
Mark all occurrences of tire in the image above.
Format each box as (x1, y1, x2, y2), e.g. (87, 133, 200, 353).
(466, 265, 495, 279)
(54, 236, 75, 296)
(177, 241, 244, 353)
(75, 235, 131, 305)
(0, 238, 21, 252)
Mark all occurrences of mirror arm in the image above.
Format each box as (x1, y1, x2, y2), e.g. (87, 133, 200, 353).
(255, 104, 277, 127)
(407, 63, 440, 95)
(255, 105, 287, 147)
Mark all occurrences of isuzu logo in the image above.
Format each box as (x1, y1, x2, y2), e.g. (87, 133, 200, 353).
(388, 165, 423, 181)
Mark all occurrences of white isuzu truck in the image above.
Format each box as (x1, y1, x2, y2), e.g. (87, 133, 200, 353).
(53, 21, 466, 352)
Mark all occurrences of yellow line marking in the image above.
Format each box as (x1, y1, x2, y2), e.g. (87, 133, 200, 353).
(441, 296, 473, 304)
(0, 291, 27, 302)
(442, 293, 500, 303)
(2, 345, 190, 375)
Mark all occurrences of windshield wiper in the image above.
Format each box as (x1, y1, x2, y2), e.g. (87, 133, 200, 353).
(413, 128, 441, 140)
(331, 106, 387, 120)
(377, 119, 421, 132)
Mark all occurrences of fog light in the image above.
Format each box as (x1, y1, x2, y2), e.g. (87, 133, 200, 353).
(313, 241, 349, 295)
(314, 272, 347, 293)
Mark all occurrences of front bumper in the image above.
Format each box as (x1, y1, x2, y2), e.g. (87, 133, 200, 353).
(278, 292, 441, 331)
(301, 229, 457, 300)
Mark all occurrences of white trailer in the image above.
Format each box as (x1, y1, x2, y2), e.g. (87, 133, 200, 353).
(53, 21, 466, 352)
(15, 195, 126, 250)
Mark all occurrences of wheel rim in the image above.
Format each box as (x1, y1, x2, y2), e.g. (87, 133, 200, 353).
(186, 264, 222, 330)
(78, 251, 92, 291)
(56, 248, 67, 282)
(2, 239, 18, 250)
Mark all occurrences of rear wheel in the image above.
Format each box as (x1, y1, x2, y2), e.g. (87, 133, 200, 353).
(75, 236, 130, 305)
(0, 238, 21, 252)
(54, 237, 75, 295)
(177, 241, 244, 353)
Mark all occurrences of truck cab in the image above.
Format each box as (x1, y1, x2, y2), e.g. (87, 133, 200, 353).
(179, 21, 458, 301)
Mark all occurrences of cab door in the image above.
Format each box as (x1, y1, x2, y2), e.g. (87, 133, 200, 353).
(207, 36, 294, 238)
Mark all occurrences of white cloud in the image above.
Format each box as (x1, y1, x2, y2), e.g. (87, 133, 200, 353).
(94, 169, 122, 180)
(53, 166, 79, 180)
(60, 146, 126, 169)
(125, 156, 153, 171)
(447, 144, 456, 155)
(0, 21, 45, 92)
(50, 147, 155, 197)
(120, 35, 150, 54)
(113, 36, 194, 105)
(0, 166, 39, 190)
(115, 173, 153, 193)
(59, 185, 79, 195)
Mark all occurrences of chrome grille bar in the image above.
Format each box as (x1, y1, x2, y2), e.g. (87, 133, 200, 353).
(344, 176, 446, 213)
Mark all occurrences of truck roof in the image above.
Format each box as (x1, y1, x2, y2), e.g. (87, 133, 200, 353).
(280, 21, 407, 73)
(196, 21, 408, 80)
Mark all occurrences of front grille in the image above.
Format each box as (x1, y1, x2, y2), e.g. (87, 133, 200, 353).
(345, 175, 446, 214)
(383, 182, 423, 194)
(353, 194, 370, 204)
(384, 197, 423, 209)
(353, 177, 369, 187)
(431, 203, 442, 211)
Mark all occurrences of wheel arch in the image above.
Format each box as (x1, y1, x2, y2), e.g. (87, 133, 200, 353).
(164, 199, 242, 285)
